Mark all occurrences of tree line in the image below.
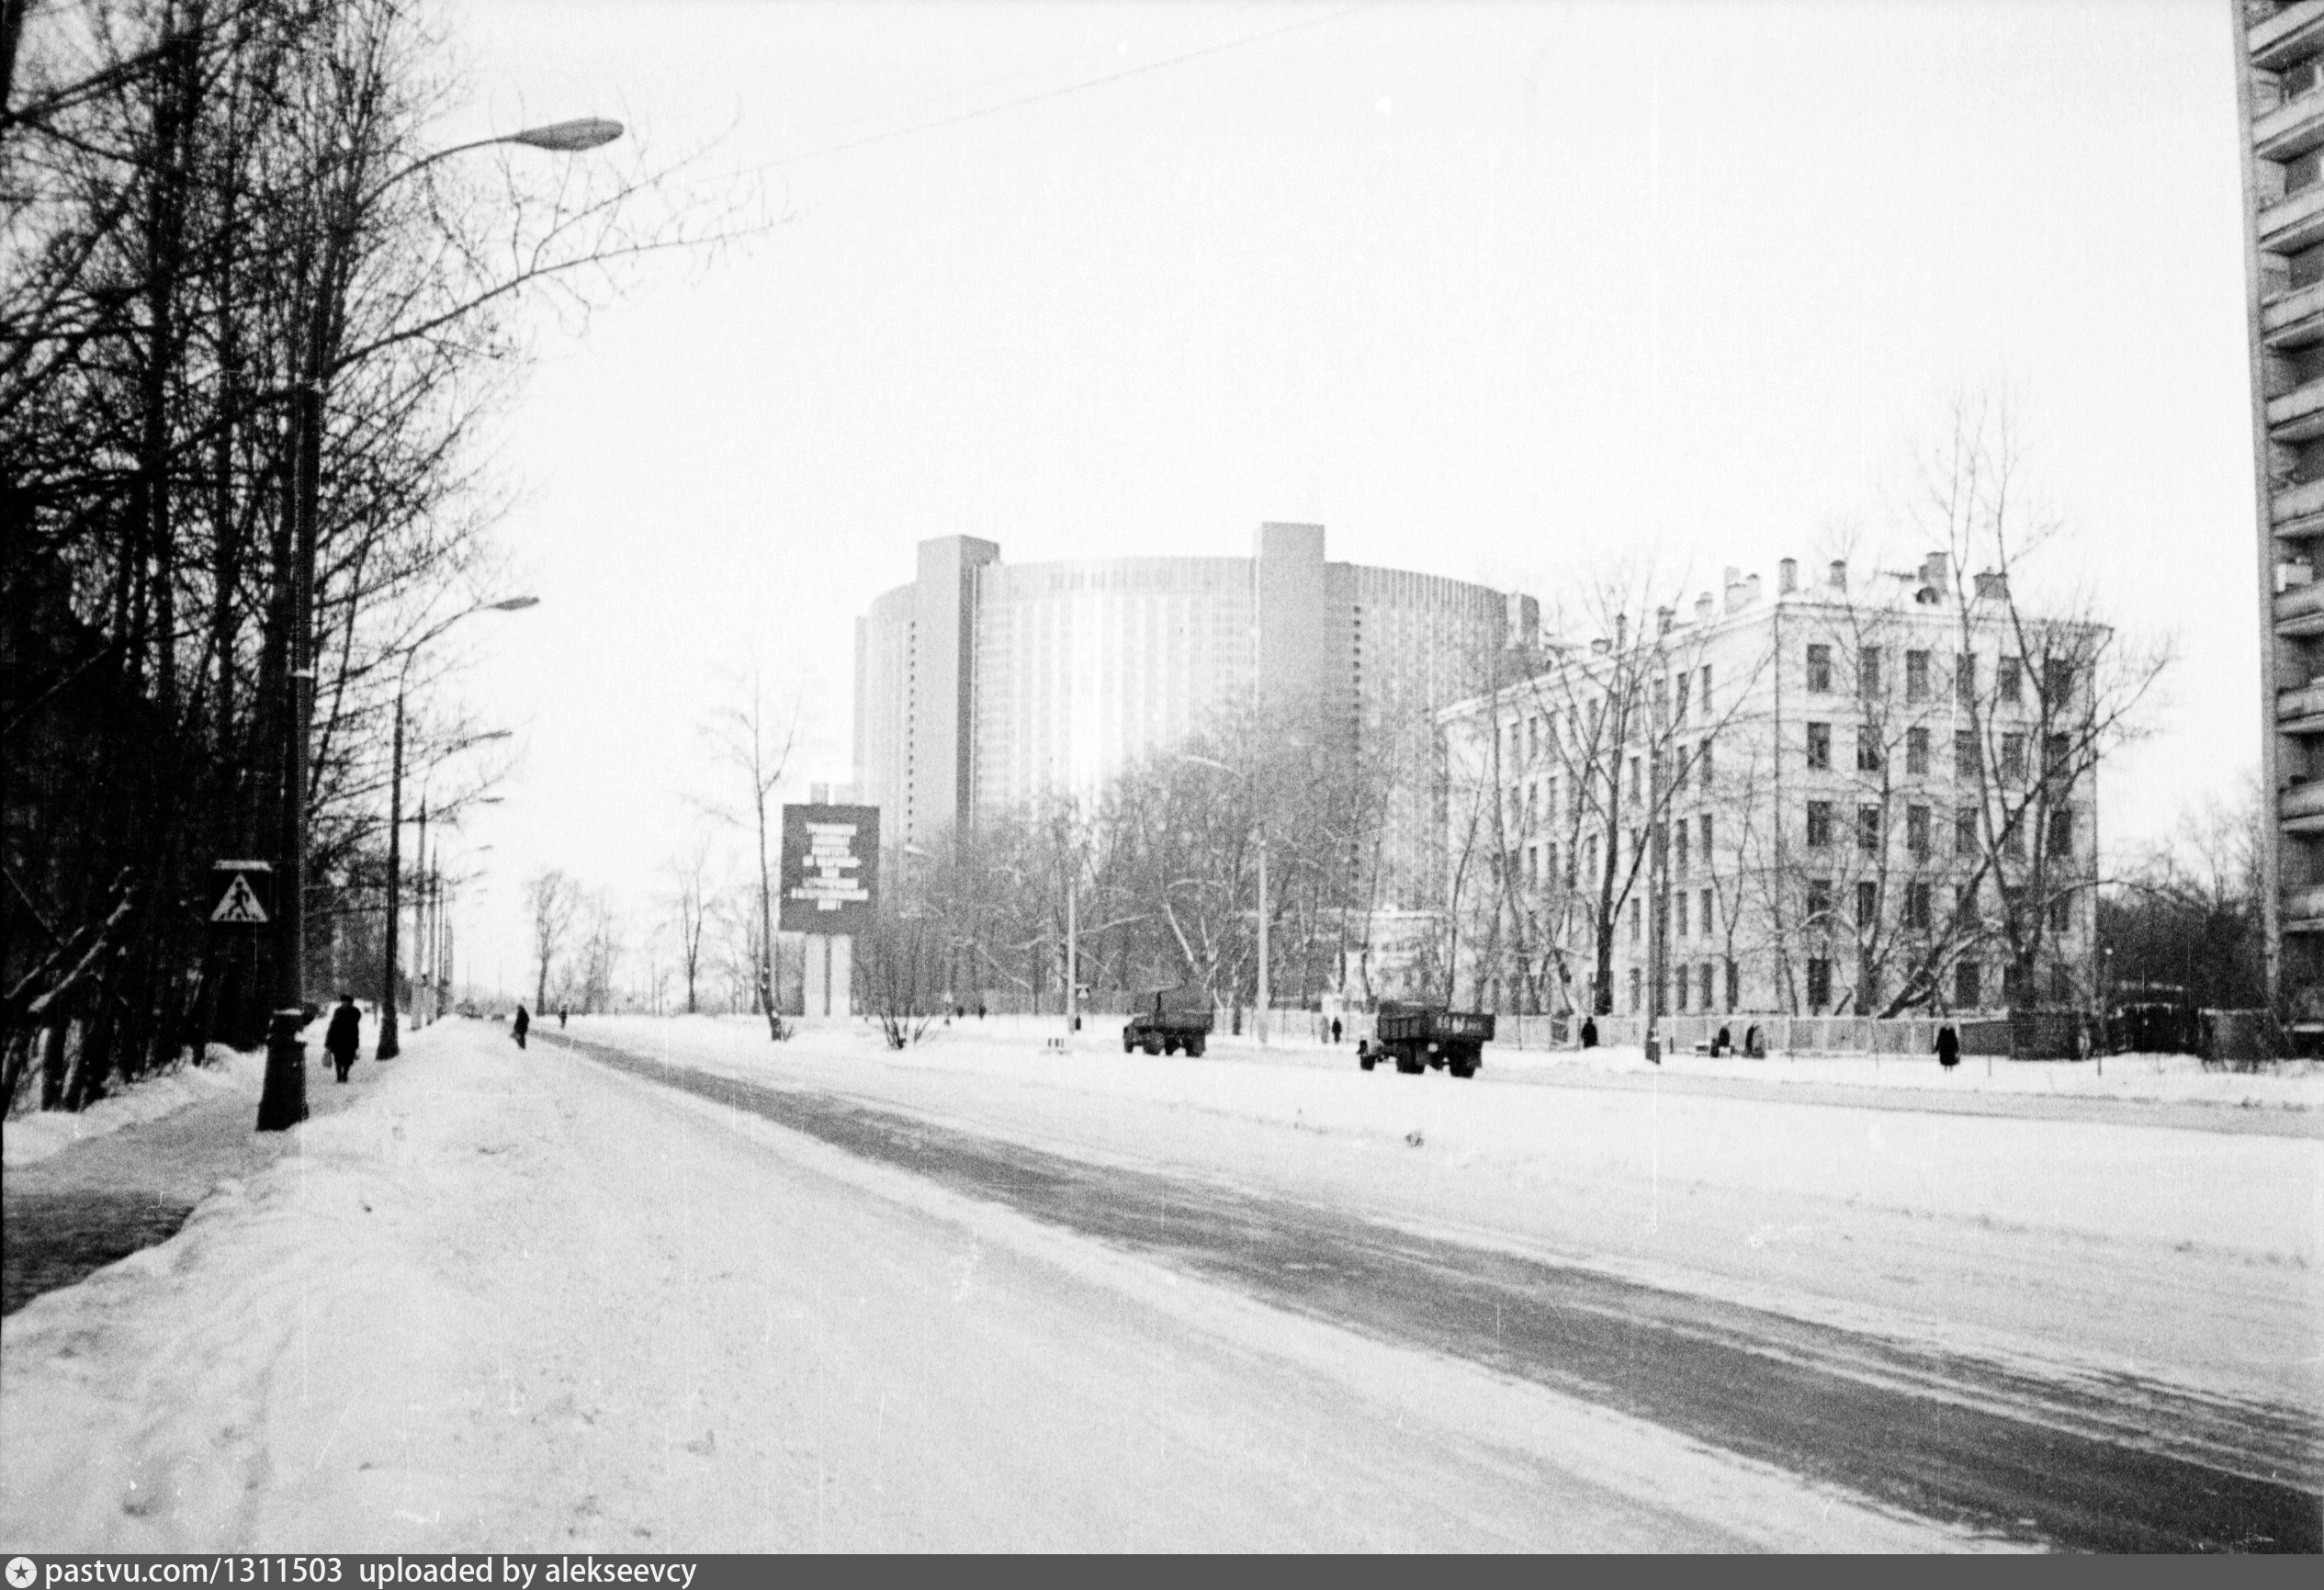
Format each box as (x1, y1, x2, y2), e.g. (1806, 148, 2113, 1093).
(2, 0, 718, 1112)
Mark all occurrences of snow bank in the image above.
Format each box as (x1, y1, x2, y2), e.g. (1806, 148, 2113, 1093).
(2, 1047, 265, 1168)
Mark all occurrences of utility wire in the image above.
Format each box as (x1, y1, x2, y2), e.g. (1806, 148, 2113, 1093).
(752, 3, 1377, 175)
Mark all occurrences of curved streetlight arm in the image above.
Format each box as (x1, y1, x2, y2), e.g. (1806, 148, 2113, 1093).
(357, 118, 625, 212)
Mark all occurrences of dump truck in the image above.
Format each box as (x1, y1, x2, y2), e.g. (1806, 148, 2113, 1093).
(1359, 1001, 1495, 1077)
(1123, 986, 1213, 1056)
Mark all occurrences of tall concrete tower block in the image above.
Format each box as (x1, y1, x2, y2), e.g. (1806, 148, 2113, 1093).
(914, 535, 999, 839)
(1254, 522, 1330, 720)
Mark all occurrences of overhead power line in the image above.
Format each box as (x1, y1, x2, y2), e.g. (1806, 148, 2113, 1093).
(755, 4, 1377, 174)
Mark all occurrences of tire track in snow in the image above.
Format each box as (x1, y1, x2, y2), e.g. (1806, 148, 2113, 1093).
(544, 1030, 2323, 1553)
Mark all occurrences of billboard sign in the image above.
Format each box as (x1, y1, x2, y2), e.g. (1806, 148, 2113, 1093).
(778, 804, 881, 935)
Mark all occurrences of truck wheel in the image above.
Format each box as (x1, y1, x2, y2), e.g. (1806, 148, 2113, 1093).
(1162, 1038, 1178, 1055)
(1359, 1054, 1376, 1071)
(1123, 1036, 1135, 1054)
(1144, 1035, 1164, 1056)
(1187, 1038, 1205, 1057)
(1395, 1054, 1422, 1075)
(1449, 1059, 1476, 1078)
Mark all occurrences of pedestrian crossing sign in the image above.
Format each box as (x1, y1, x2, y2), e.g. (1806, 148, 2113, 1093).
(209, 861, 275, 927)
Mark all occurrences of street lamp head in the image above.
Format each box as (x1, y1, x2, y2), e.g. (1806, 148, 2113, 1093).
(513, 118, 624, 152)
(486, 595, 540, 612)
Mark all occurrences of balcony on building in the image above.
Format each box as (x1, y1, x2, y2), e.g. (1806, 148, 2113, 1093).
(2269, 372, 2324, 444)
(2279, 676, 2324, 732)
(2282, 774, 2324, 830)
(2260, 179, 2324, 257)
(2263, 275, 2324, 351)
(2279, 578, 2324, 637)
(2285, 880, 2324, 930)
(2254, 2, 2324, 72)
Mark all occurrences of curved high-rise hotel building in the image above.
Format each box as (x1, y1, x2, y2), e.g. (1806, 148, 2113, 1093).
(853, 524, 1533, 909)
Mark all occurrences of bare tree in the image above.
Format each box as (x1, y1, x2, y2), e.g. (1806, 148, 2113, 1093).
(525, 868, 579, 1013)
(701, 661, 802, 1039)
(664, 831, 716, 1015)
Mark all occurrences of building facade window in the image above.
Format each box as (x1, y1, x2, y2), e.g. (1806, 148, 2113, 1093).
(1907, 805, 1932, 860)
(1956, 960, 1981, 1009)
(1807, 878, 1833, 922)
(1856, 879, 1878, 930)
(1859, 647, 1882, 698)
(1807, 958, 1833, 1009)
(1807, 801, 1833, 848)
(1957, 806, 1980, 857)
(1856, 731, 1881, 772)
(1808, 722, 1832, 770)
(1699, 665, 1713, 720)
(1698, 737, 1713, 792)
(1957, 652, 1977, 706)
(1699, 812, 1712, 865)
(1999, 657, 2023, 704)
(1956, 730, 1979, 780)
(1857, 805, 1881, 854)
(1629, 965, 1641, 1012)
(1904, 881, 1932, 930)
(1907, 727, 1929, 775)
(2044, 659, 2076, 707)
(2047, 806, 2073, 858)
(2002, 733, 2026, 782)
(1700, 887, 1713, 939)
(1725, 959, 1740, 1012)
(1906, 650, 1930, 702)
(1807, 644, 1833, 694)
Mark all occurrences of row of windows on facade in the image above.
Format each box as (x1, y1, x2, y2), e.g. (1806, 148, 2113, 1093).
(1581, 866, 2076, 954)
(1501, 722, 2074, 847)
(1609, 955, 2067, 1017)
(1805, 722, 2073, 781)
(1801, 645, 2070, 707)
(1519, 804, 2076, 904)
(1498, 667, 1718, 765)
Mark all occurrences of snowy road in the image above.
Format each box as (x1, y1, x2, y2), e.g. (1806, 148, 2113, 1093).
(2, 1015, 2317, 1551)
(546, 1028, 2321, 1553)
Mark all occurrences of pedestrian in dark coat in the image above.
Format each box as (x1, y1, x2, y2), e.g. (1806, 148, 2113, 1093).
(513, 1004, 531, 1050)
(1580, 1016, 1599, 1049)
(324, 994, 361, 1083)
(558, 1006, 568, 1029)
(1936, 1024, 1960, 1070)
(1713, 1024, 1732, 1057)
(1329, 1017, 1343, 1044)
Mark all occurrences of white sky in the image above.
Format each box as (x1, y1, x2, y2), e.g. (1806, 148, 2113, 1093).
(431, 0, 2256, 998)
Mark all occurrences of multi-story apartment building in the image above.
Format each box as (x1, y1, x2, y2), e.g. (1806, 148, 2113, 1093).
(1439, 557, 2105, 1019)
(853, 524, 1533, 913)
(2236, 1, 2324, 1032)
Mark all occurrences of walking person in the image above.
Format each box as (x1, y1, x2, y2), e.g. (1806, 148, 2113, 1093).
(324, 993, 362, 1084)
(558, 1006, 568, 1030)
(1936, 1022, 1960, 1072)
(1580, 1015, 1599, 1049)
(513, 1004, 531, 1051)
(1329, 1017, 1343, 1045)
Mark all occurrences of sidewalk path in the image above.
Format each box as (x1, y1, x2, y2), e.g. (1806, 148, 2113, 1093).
(3, 1047, 374, 1315)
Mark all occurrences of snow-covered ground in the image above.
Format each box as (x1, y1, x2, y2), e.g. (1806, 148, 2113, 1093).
(0, 1019, 1974, 1551)
(3, 1047, 266, 1168)
(568, 1014, 2324, 1420)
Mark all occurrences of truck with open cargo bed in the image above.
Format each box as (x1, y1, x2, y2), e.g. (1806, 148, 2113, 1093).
(1123, 987, 1213, 1056)
(1359, 1002, 1495, 1077)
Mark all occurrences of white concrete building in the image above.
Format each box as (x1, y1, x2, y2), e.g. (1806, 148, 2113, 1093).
(1439, 557, 2105, 1019)
(853, 524, 1530, 911)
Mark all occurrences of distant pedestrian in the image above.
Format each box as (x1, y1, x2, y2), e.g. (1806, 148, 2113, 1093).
(1330, 1017, 1343, 1045)
(1580, 1016, 1599, 1049)
(558, 1006, 568, 1029)
(1712, 1024, 1732, 1057)
(513, 1004, 531, 1050)
(1744, 1022, 1764, 1057)
(1936, 1023, 1959, 1071)
(324, 993, 361, 1084)
(976, 1004, 987, 1021)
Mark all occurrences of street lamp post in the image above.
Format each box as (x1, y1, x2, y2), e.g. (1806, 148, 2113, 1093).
(257, 117, 619, 1131)
(1180, 754, 1268, 1043)
(378, 599, 534, 1059)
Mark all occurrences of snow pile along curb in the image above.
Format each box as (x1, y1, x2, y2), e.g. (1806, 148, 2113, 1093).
(3, 1047, 265, 1168)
